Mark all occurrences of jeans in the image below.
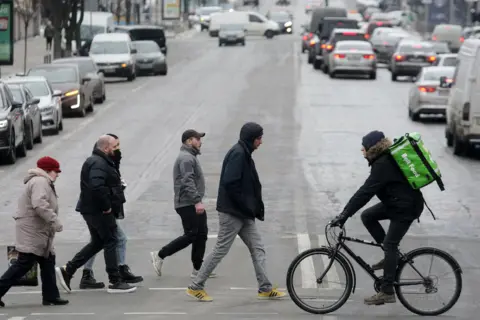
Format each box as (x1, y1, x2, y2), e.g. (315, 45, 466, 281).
(158, 205, 208, 270)
(65, 213, 121, 283)
(0, 252, 60, 300)
(190, 212, 272, 292)
(361, 203, 414, 294)
(84, 224, 127, 269)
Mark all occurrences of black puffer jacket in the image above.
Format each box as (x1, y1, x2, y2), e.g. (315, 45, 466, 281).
(76, 148, 125, 217)
(216, 123, 265, 221)
(343, 138, 424, 221)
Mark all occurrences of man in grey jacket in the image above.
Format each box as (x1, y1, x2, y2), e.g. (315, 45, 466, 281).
(150, 129, 214, 279)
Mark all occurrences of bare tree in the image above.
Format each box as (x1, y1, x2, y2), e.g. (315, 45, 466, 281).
(14, 0, 39, 73)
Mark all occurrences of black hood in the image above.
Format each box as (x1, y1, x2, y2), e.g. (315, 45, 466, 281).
(239, 122, 263, 152)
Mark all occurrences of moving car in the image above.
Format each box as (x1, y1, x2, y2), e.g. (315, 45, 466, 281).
(432, 53, 457, 67)
(319, 28, 368, 71)
(431, 24, 463, 53)
(90, 33, 137, 82)
(0, 81, 28, 164)
(266, 10, 293, 34)
(209, 11, 248, 37)
(133, 40, 168, 75)
(5, 76, 63, 134)
(423, 41, 451, 54)
(5, 82, 42, 149)
(327, 40, 376, 79)
(407, 66, 455, 121)
(115, 25, 167, 56)
(52, 57, 106, 104)
(27, 64, 94, 117)
(196, 6, 223, 31)
(219, 24, 246, 46)
(364, 20, 392, 39)
(389, 40, 437, 81)
(371, 31, 410, 64)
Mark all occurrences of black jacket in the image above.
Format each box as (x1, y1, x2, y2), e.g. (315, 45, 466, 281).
(216, 137, 264, 221)
(343, 138, 424, 221)
(76, 148, 125, 216)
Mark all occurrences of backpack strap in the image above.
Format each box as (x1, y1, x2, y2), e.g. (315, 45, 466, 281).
(422, 198, 437, 221)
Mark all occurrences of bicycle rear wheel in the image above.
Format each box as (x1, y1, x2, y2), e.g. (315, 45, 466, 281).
(286, 247, 353, 314)
(395, 247, 462, 316)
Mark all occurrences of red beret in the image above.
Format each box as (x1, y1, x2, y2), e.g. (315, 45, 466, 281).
(37, 156, 61, 173)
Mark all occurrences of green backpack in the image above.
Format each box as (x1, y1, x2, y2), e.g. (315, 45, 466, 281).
(389, 132, 445, 192)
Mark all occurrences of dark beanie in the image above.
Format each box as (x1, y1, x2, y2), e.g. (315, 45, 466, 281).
(362, 130, 385, 151)
(240, 122, 263, 142)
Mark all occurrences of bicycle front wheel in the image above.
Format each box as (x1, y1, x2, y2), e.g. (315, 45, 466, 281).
(286, 247, 353, 314)
(395, 247, 463, 316)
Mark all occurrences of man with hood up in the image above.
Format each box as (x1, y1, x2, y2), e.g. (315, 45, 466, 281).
(79, 133, 143, 289)
(331, 130, 424, 306)
(186, 122, 287, 302)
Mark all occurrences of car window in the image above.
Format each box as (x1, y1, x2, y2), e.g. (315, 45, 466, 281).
(0, 87, 7, 109)
(4, 85, 14, 105)
(249, 14, 263, 23)
(90, 41, 129, 54)
(424, 69, 455, 81)
(9, 86, 24, 103)
(24, 88, 32, 101)
(78, 59, 96, 76)
(20, 81, 50, 97)
(134, 41, 160, 53)
(398, 44, 434, 53)
(441, 57, 457, 66)
(128, 28, 165, 41)
(28, 67, 78, 84)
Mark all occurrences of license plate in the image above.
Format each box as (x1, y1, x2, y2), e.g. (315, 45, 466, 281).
(409, 58, 423, 62)
(104, 69, 115, 74)
(348, 56, 361, 60)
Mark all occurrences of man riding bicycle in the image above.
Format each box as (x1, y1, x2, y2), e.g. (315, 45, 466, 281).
(331, 131, 424, 305)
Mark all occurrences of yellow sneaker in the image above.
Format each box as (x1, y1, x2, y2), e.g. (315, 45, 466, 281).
(186, 287, 213, 302)
(257, 288, 288, 300)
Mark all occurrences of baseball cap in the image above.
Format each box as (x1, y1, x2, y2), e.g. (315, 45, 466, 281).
(181, 129, 205, 143)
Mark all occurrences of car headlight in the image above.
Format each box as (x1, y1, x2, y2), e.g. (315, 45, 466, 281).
(64, 90, 79, 97)
(0, 120, 7, 129)
(284, 21, 292, 27)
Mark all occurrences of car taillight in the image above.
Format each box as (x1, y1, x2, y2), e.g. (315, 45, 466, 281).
(342, 32, 358, 36)
(395, 55, 404, 61)
(308, 32, 313, 38)
(302, 35, 308, 40)
(321, 44, 326, 49)
(428, 56, 436, 62)
(432, 36, 437, 41)
(376, 22, 383, 26)
(334, 54, 345, 59)
(460, 36, 464, 43)
(363, 54, 374, 59)
(418, 86, 436, 93)
(309, 39, 316, 46)
(365, 34, 370, 39)
(326, 44, 333, 51)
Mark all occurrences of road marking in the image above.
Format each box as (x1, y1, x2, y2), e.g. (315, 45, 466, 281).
(216, 313, 279, 315)
(297, 233, 317, 288)
(149, 287, 185, 291)
(124, 312, 187, 315)
(318, 235, 342, 289)
(31, 313, 95, 316)
(6, 317, 21, 320)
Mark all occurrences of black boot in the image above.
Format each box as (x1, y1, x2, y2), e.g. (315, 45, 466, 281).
(42, 298, 69, 306)
(119, 265, 143, 284)
(79, 269, 105, 289)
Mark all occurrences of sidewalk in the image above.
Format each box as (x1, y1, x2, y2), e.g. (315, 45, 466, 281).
(1, 36, 50, 78)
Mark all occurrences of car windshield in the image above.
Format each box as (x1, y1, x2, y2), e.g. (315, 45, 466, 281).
(399, 44, 434, 53)
(80, 25, 105, 41)
(8, 86, 24, 103)
(270, 12, 290, 21)
(128, 28, 165, 41)
(432, 42, 450, 52)
(336, 41, 372, 50)
(134, 41, 160, 53)
(423, 69, 454, 81)
(441, 57, 457, 66)
(28, 67, 77, 84)
(21, 81, 50, 96)
(90, 41, 129, 54)
(220, 24, 243, 31)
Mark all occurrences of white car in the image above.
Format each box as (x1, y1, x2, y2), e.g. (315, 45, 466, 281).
(432, 53, 457, 67)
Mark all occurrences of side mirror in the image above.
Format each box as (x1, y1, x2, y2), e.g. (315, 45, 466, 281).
(52, 89, 62, 97)
(373, 48, 378, 53)
(131, 48, 137, 54)
(12, 101, 22, 109)
(28, 98, 40, 105)
(439, 76, 453, 88)
(82, 77, 91, 84)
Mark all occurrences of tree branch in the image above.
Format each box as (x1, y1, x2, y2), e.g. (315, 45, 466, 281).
(14, 0, 38, 22)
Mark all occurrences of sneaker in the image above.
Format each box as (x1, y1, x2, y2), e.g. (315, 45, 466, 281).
(190, 269, 217, 279)
(107, 281, 137, 294)
(42, 298, 69, 306)
(371, 259, 385, 271)
(55, 266, 72, 293)
(119, 265, 143, 284)
(149, 252, 163, 276)
(257, 288, 288, 300)
(186, 287, 213, 302)
(79, 269, 105, 289)
(364, 292, 396, 305)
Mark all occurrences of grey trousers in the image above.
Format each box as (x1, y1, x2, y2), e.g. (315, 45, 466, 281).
(190, 212, 272, 292)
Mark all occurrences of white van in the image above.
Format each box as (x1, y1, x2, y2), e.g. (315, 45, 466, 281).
(89, 33, 137, 81)
(432, 24, 463, 53)
(68, 12, 114, 54)
(209, 11, 279, 38)
(445, 38, 480, 155)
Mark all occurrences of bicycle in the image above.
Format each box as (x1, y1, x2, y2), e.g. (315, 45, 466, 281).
(286, 222, 463, 316)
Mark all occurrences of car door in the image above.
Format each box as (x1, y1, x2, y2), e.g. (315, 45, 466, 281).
(248, 14, 264, 35)
(82, 60, 100, 99)
(3, 85, 23, 145)
(24, 88, 40, 135)
(77, 66, 92, 107)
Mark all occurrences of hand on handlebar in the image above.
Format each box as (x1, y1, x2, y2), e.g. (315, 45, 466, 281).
(331, 212, 349, 227)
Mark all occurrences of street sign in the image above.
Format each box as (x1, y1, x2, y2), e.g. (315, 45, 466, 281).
(0, 0, 13, 66)
(162, 0, 181, 20)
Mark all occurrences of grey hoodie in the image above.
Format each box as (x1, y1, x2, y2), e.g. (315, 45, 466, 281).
(173, 144, 205, 209)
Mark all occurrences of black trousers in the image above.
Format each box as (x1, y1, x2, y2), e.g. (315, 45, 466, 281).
(361, 203, 414, 294)
(158, 205, 208, 270)
(0, 252, 59, 300)
(66, 213, 121, 283)
(46, 37, 52, 50)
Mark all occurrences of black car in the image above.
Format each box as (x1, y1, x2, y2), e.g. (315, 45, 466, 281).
(6, 83, 42, 150)
(115, 25, 167, 56)
(389, 40, 438, 81)
(266, 11, 293, 34)
(0, 81, 28, 164)
(319, 28, 368, 71)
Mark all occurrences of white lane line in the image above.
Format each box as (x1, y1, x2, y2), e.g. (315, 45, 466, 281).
(31, 313, 95, 316)
(124, 312, 187, 315)
(216, 313, 279, 315)
(297, 233, 317, 289)
(318, 235, 342, 289)
(7, 317, 22, 320)
(208, 234, 295, 239)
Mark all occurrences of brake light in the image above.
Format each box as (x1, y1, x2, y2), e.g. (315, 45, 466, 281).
(395, 55, 405, 61)
(309, 39, 316, 46)
(376, 22, 383, 26)
(326, 44, 333, 50)
(365, 34, 370, 39)
(432, 36, 437, 41)
(363, 54, 374, 59)
(460, 36, 464, 42)
(308, 32, 313, 38)
(303, 35, 308, 41)
(334, 54, 345, 59)
(342, 32, 358, 35)
(428, 56, 436, 62)
(418, 86, 436, 93)
(413, 44, 422, 48)
(321, 44, 326, 49)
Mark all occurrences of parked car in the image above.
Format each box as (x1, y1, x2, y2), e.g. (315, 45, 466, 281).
(133, 40, 168, 75)
(115, 24, 168, 56)
(5, 82, 42, 149)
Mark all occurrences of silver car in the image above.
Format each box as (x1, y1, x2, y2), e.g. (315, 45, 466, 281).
(328, 40, 377, 79)
(432, 53, 457, 67)
(219, 24, 246, 46)
(6, 76, 63, 134)
(133, 40, 167, 76)
(408, 66, 455, 121)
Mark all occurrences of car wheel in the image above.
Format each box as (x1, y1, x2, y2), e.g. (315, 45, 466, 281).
(391, 73, 397, 81)
(369, 71, 376, 80)
(446, 129, 453, 147)
(219, 41, 222, 47)
(4, 131, 16, 164)
(264, 30, 274, 39)
(301, 47, 305, 53)
(159, 66, 168, 76)
(25, 122, 34, 150)
(322, 63, 328, 74)
(452, 130, 467, 156)
(329, 70, 336, 78)
(127, 73, 135, 81)
(307, 55, 313, 64)
(409, 108, 420, 121)
(34, 121, 43, 144)
(16, 131, 27, 158)
(87, 97, 94, 112)
(313, 59, 322, 70)
(241, 41, 245, 46)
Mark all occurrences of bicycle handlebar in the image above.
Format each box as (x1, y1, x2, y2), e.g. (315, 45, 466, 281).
(325, 221, 346, 248)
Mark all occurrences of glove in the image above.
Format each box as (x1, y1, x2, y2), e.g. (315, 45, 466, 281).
(331, 212, 349, 227)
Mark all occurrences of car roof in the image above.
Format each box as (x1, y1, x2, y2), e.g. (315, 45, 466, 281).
(333, 28, 364, 33)
(52, 57, 93, 63)
(324, 17, 355, 21)
(115, 24, 164, 30)
(422, 66, 455, 73)
(4, 76, 48, 83)
(93, 33, 130, 41)
(30, 63, 79, 69)
(336, 40, 371, 45)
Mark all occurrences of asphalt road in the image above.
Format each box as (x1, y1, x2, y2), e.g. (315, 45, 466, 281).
(0, 0, 478, 319)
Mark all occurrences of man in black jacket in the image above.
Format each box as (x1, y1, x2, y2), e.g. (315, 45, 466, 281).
(55, 135, 136, 294)
(186, 122, 286, 302)
(331, 130, 424, 305)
